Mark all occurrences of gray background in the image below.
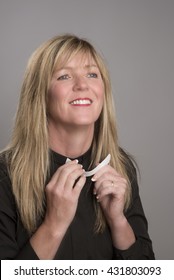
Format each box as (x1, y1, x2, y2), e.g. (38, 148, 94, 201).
(0, 0, 173, 259)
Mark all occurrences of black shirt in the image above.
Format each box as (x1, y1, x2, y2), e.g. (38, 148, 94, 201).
(0, 149, 155, 260)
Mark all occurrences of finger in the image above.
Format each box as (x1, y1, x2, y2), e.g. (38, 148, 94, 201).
(91, 165, 118, 182)
(73, 175, 86, 196)
(94, 176, 128, 198)
(96, 184, 126, 202)
(93, 172, 116, 191)
(93, 172, 124, 195)
(48, 161, 82, 189)
(64, 167, 85, 190)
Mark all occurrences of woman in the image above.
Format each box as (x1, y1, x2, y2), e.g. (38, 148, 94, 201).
(0, 34, 155, 259)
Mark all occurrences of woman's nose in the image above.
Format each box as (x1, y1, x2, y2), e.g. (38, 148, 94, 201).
(73, 75, 88, 91)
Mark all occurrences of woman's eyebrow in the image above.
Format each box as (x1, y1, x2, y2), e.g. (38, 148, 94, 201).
(55, 66, 73, 71)
(84, 64, 98, 69)
(54, 64, 99, 73)
(56, 64, 98, 71)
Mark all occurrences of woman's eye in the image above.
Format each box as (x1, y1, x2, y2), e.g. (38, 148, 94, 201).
(57, 74, 70, 80)
(87, 73, 98, 78)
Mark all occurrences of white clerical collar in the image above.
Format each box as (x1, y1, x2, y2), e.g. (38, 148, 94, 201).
(66, 154, 111, 177)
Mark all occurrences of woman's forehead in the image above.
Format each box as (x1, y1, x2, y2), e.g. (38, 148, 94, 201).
(54, 51, 97, 70)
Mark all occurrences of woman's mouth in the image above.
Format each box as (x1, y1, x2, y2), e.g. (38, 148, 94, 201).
(70, 98, 92, 106)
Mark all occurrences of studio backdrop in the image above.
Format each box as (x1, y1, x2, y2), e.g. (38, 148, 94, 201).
(0, 0, 174, 259)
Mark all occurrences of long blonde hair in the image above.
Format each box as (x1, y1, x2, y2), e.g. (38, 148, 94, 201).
(4, 34, 132, 234)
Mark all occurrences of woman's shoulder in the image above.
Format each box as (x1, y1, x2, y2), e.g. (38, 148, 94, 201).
(0, 151, 17, 220)
(0, 150, 15, 199)
(0, 150, 10, 182)
(119, 147, 139, 183)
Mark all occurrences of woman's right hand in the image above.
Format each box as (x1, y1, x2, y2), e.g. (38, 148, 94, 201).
(44, 160, 86, 236)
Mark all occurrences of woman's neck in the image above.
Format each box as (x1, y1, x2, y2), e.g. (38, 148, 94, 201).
(48, 122, 94, 158)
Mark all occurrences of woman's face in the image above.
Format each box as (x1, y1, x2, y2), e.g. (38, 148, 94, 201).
(47, 53, 104, 130)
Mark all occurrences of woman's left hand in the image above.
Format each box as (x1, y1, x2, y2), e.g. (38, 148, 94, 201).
(92, 165, 128, 227)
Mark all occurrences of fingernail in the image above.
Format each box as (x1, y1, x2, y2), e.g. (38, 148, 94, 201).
(75, 159, 79, 163)
(91, 176, 96, 182)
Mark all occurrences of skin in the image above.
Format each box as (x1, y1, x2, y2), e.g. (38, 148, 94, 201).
(47, 53, 104, 158)
(92, 166, 135, 250)
(30, 53, 135, 259)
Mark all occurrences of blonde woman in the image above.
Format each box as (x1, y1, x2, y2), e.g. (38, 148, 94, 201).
(0, 34, 154, 259)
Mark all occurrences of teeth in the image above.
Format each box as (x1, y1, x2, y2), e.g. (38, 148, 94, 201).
(70, 99, 92, 105)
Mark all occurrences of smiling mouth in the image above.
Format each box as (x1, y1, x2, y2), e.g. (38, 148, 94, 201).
(70, 98, 92, 105)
